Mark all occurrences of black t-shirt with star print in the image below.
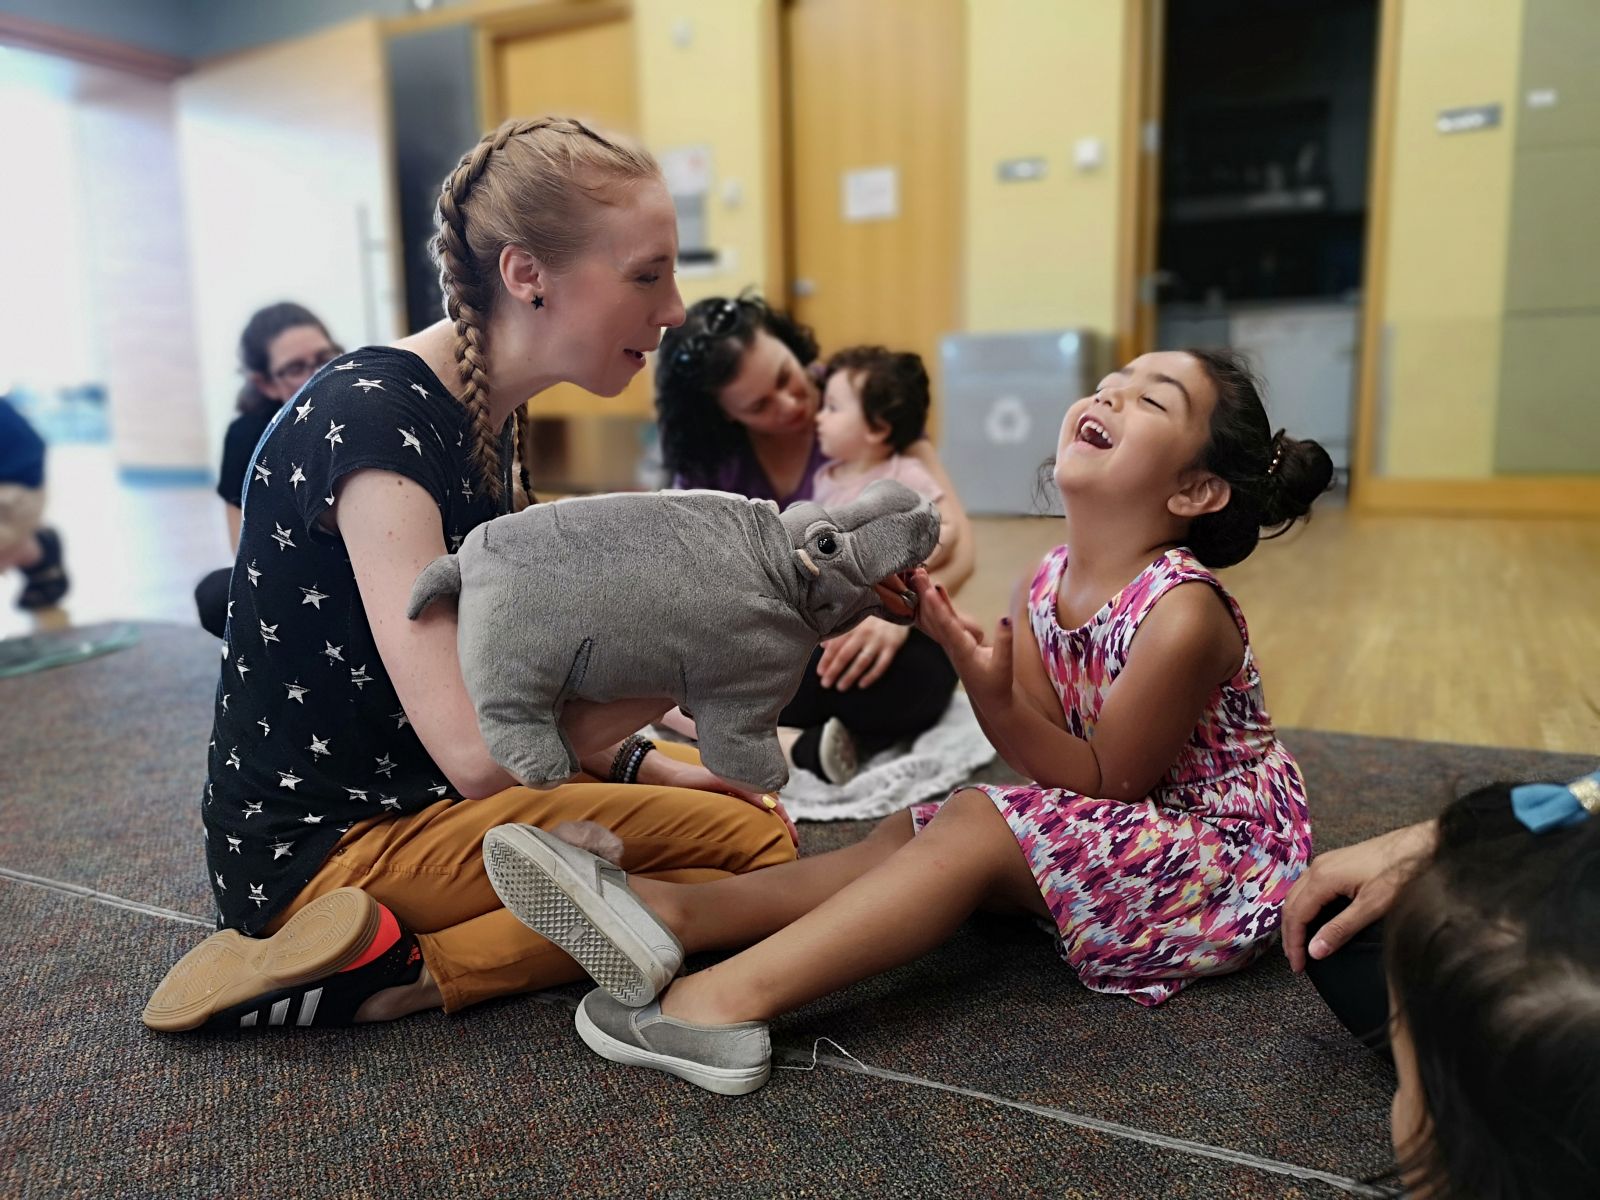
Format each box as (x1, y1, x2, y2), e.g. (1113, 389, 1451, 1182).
(203, 346, 511, 934)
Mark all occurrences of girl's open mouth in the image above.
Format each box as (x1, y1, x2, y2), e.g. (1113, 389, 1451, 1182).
(1076, 416, 1113, 449)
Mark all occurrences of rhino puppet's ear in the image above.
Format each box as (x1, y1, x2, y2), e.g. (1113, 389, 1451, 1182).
(794, 548, 821, 577)
(752, 498, 780, 514)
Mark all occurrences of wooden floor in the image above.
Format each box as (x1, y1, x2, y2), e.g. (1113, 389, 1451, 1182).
(962, 501, 1600, 755)
(9, 448, 1600, 755)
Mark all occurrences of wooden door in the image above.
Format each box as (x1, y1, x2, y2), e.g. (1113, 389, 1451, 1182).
(782, 0, 964, 422)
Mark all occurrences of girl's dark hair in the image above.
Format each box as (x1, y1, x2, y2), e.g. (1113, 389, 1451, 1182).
(1182, 347, 1334, 568)
(235, 302, 333, 415)
(824, 346, 929, 453)
(655, 291, 820, 481)
(1386, 782, 1600, 1199)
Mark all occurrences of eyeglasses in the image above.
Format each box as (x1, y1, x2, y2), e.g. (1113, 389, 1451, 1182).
(666, 298, 746, 381)
(271, 346, 343, 386)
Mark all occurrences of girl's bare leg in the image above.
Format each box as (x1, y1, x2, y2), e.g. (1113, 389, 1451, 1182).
(658, 789, 1047, 1025)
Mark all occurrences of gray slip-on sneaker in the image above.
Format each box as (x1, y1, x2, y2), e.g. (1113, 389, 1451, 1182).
(575, 988, 772, 1096)
(483, 824, 682, 1007)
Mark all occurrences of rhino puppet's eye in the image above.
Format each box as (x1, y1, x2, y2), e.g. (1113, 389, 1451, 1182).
(816, 533, 838, 555)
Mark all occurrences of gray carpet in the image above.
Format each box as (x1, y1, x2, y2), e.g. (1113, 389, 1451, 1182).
(3, 623, 1594, 1199)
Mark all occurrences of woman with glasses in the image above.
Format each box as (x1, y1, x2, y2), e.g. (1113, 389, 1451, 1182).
(655, 294, 975, 783)
(192, 303, 341, 637)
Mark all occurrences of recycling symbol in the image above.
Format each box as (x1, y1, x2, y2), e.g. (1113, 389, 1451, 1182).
(984, 395, 1031, 445)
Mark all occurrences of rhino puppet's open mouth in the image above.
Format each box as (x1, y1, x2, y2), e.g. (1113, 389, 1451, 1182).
(873, 571, 919, 619)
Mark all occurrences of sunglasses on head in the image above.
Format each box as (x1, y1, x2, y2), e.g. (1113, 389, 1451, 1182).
(666, 298, 748, 380)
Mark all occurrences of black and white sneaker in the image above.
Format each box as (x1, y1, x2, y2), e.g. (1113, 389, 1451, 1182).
(142, 888, 422, 1032)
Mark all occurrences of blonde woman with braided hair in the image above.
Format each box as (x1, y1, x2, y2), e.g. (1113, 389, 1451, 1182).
(144, 117, 798, 1033)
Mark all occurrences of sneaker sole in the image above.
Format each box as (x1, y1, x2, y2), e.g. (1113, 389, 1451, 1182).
(141, 888, 380, 1032)
(575, 998, 771, 1096)
(482, 826, 675, 1007)
(819, 718, 859, 784)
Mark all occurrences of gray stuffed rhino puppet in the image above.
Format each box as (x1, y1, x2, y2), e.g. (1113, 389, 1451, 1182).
(406, 479, 940, 792)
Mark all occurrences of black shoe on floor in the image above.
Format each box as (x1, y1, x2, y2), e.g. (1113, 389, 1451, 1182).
(17, 527, 68, 610)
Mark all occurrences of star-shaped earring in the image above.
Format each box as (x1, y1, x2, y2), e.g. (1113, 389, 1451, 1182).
(532, 295, 545, 310)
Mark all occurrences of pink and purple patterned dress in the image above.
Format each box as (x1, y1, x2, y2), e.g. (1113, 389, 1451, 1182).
(910, 545, 1312, 1006)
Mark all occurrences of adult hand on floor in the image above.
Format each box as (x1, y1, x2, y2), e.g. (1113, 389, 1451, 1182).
(639, 751, 800, 847)
(817, 616, 910, 691)
(1281, 819, 1438, 972)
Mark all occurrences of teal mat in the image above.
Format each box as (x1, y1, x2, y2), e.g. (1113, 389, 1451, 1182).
(0, 622, 141, 679)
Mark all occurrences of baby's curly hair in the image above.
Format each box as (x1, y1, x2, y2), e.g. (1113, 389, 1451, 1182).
(823, 346, 929, 453)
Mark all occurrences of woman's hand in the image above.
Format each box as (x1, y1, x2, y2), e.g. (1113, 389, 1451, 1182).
(1280, 820, 1438, 972)
(638, 751, 799, 846)
(816, 617, 911, 690)
(910, 568, 1012, 713)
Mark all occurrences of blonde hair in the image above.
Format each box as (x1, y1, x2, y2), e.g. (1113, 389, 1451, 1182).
(431, 116, 660, 505)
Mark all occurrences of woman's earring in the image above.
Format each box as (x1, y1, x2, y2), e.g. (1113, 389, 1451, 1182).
(531, 295, 545, 310)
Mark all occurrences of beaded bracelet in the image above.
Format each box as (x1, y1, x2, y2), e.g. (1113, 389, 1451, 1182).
(610, 734, 656, 784)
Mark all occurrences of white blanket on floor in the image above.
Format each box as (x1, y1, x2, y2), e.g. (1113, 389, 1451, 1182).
(777, 689, 997, 821)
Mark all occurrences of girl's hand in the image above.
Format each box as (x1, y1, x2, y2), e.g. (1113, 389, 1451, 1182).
(817, 617, 911, 690)
(637, 751, 800, 846)
(911, 569, 1013, 712)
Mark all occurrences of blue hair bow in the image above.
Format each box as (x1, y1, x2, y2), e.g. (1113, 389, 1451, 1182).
(1511, 771, 1600, 834)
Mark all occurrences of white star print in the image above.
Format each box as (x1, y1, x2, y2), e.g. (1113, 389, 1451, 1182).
(258, 717, 271, 736)
(206, 782, 214, 803)
(215, 872, 227, 892)
(226, 748, 241, 770)
(352, 378, 384, 393)
(428, 784, 448, 797)
(220, 640, 228, 659)
(278, 771, 302, 790)
(236, 656, 251, 679)
(290, 464, 306, 488)
(248, 884, 267, 907)
(246, 561, 261, 587)
(227, 600, 234, 619)
(325, 420, 345, 447)
(300, 586, 328, 609)
(410, 383, 430, 399)
(259, 620, 280, 644)
(391, 709, 409, 729)
(271, 523, 295, 551)
(332, 361, 361, 371)
(221, 692, 230, 712)
(285, 681, 310, 703)
(461, 478, 474, 501)
(399, 427, 423, 455)
(449, 534, 465, 552)
(253, 461, 271, 486)
(270, 840, 294, 860)
(226, 836, 242, 854)
(293, 398, 314, 423)
(350, 665, 373, 689)
(379, 795, 401, 810)
(301, 813, 325, 824)
(308, 735, 330, 757)
(324, 495, 335, 507)
(323, 642, 344, 663)
(375, 754, 396, 778)
(243, 801, 263, 819)
(344, 788, 368, 802)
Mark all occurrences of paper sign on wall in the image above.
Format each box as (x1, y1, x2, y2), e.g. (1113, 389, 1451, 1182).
(842, 166, 899, 222)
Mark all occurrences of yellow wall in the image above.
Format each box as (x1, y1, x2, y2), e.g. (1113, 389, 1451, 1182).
(963, 1, 1129, 349)
(1376, 0, 1524, 478)
(632, 0, 780, 307)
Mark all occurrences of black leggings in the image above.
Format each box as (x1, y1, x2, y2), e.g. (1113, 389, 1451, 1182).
(1304, 898, 1391, 1060)
(194, 566, 231, 640)
(778, 627, 958, 757)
